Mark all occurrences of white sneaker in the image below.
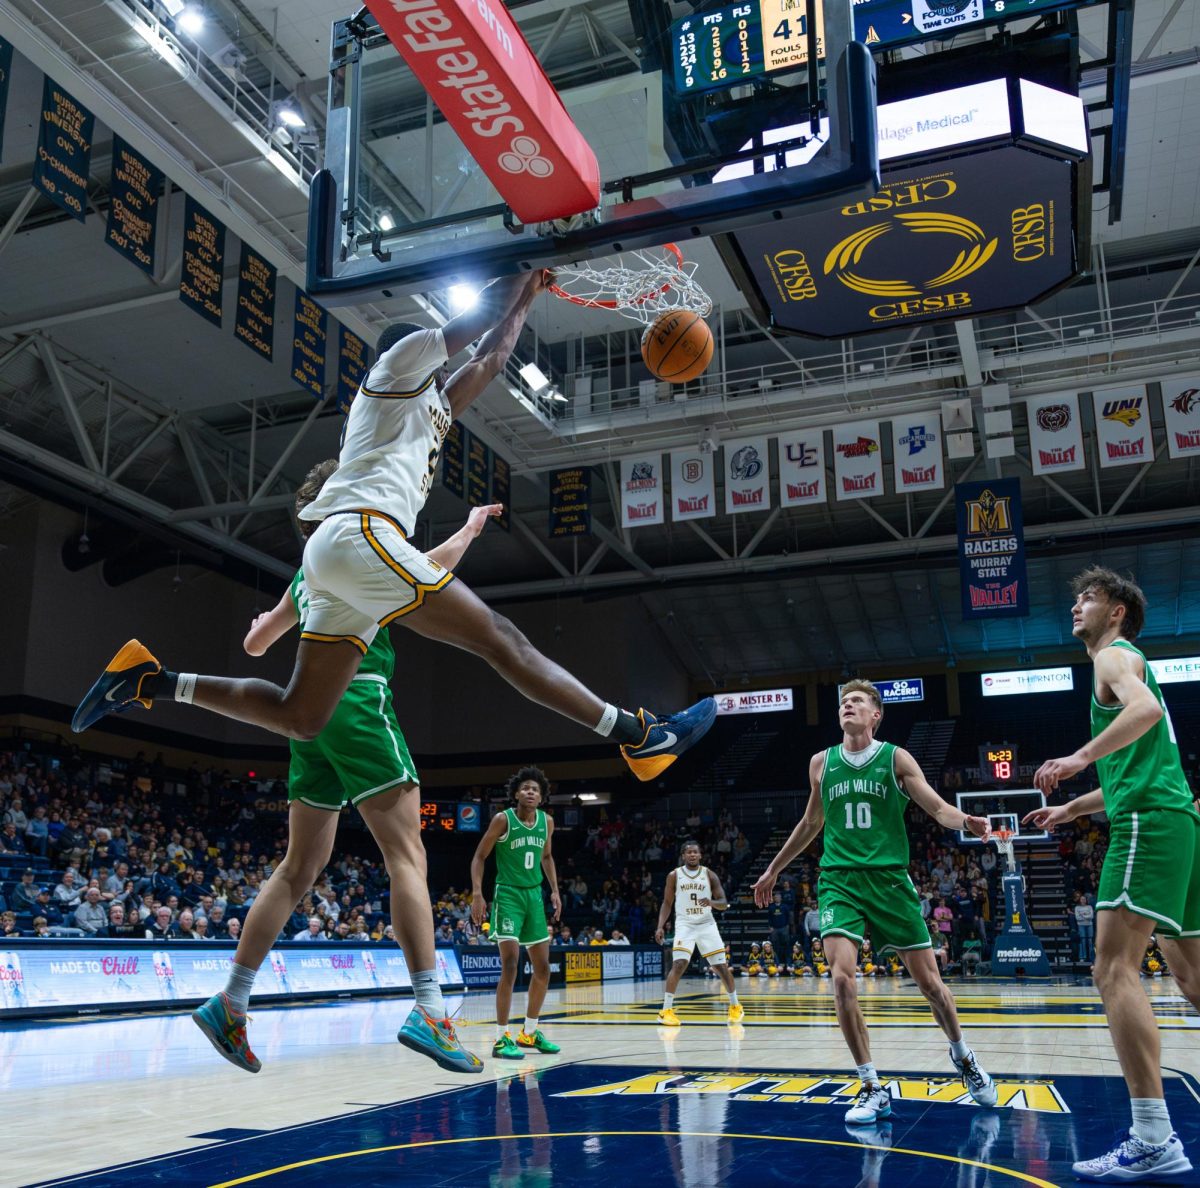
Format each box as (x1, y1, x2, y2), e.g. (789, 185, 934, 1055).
(1073, 1130, 1192, 1182)
(950, 1047, 998, 1107)
(845, 1082, 892, 1125)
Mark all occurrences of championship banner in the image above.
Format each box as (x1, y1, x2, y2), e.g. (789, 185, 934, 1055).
(1026, 392, 1085, 475)
(441, 423, 465, 498)
(180, 195, 225, 327)
(620, 455, 664, 528)
(234, 242, 277, 362)
(0, 38, 12, 163)
(104, 137, 163, 275)
(466, 434, 490, 507)
(777, 431, 826, 507)
(336, 326, 370, 413)
(33, 77, 94, 221)
(1159, 376, 1200, 459)
(891, 413, 944, 492)
(549, 467, 591, 537)
(955, 477, 1029, 618)
(290, 292, 328, 398)
(669, 450, 715, 522)
(832, 421, 884, 501)
(1092, 385, 1153, 468)
(723, 436, 771, 514)
(490, 453, 511, 531)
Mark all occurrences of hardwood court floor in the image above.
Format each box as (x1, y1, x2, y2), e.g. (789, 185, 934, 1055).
(8, 975, 1200, 1186)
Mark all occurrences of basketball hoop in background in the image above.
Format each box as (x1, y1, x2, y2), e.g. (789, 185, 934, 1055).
(991, 828, 1016, 874)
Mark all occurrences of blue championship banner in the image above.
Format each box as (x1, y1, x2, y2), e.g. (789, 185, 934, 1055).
(105, 136, 163, 275)
(956, 477, 1029, 618)
(466, 433, 490, 507)
(549, 467, 591, 537)
(291, 291, 328, 397)
(442, 423, 465, 498)
(179, 195, 225, 326)
(336, 325, 369, 413)
(491, 452, 511, 531)
(0, 38, 13, 163)
(234, 242, 277, 361)
(32, 77, 94, 221)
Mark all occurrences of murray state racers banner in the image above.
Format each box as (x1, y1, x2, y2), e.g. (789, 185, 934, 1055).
(832, 421, 884, 501)
(777, 431, 826, 507)
(1092, 385, 1153, 469)
(1159, 376, 1200, 459)
(723, 437, 770, 515)
(620, 455, 663, 528)
(956, 477, 1029, 618)
(891, 413, 944, 492)
(669, 450, 715, 522)
(33, 77, 94, 221)
(1026, 392, 1085, 475)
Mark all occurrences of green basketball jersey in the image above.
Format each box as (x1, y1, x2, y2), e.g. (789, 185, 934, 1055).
(819, 740, 911, 870)
(289, 569, 393, 680)
(494, 808, 548, 889)
(1091, 640, 1195, 819)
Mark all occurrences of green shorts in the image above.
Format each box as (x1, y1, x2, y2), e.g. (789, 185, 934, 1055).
(817, 867, 932, 953)
(288, 675, 418, 811)
(1097, 809, 1200, 937)
(490, 884, 550, 947)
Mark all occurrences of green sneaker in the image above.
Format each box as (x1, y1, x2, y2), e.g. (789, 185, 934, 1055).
(516, 1028, 560, 1054)
(492, 1032, 524, 1060)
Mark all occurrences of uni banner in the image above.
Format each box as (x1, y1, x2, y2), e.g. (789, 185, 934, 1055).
(179, 195, 225, 327)
(290, 292, 328, 398)
(105, 136, 162, 275)
(0, 38, 13, 163)
(955, 477, 1029, 619)
(234, 242, 277, 361)
(466, 434, 490, 507)
(723, 436, 771, 515)
(336, 326, 370, 412)
(33, 77, 94, 221)
(1092, 385, 1153, 468)
(549, 467, 591, 538)
(441, 423, 465, 498)
(1026, 392, 1084, 475)
(1160, 375, 1200, 459)
(891, 412, 944, 492)
(669, 449, 716, 522)
(832, 420, 884, 501)
(777, 430, 826, 506)
(619, 454, 664, 528)
(490, 453, 510, 531)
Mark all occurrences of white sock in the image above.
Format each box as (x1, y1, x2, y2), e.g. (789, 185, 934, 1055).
(727, 990, 738, 1006)
(495, 1023, 508, 1041)
(856, 1062, 878, 1086)
(223, 960, 256, 1015)
(594, 703, 619, 737)
(412, 969, 445, 1017)
(523, 1017, 538, 1036)
(663, 992, 675, 1009)
(1131, 1098, 1172, 1146)
(949, 1037, 970, 1061)
(175, 673, 197, 704)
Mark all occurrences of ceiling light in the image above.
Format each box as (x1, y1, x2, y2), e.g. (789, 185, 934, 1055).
(548, 388, 568, 403)
(519, 362, 550, 393)
(447, 283, 479, 313)
(578, 793, 598, 802)
(177, 6, 205, 36)
(277, 104, 306, 130)
(377, 208, 396, 232)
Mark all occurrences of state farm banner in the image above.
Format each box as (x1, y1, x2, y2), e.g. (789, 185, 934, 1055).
(723, 437, 771, 515)
(620, 455, 664, 528)
(1160, 376, 1200, 459)
(832, 421, 884, 501)
(1026, 393, 1085, 475)
(669, 450, 716, 522)
(891, 413, 944, 492)
(1092, 385, 1153, 468)
(778, 431, 826, 507)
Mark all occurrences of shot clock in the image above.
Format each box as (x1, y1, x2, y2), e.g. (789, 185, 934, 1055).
(978, 743, 1019, 784)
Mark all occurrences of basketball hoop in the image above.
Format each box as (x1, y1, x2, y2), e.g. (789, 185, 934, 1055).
(991, 828, 1016, 874)
(548, 243, 713, 326)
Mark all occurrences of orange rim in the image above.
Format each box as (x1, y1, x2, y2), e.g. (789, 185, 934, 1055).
(548, 243, 684, 309)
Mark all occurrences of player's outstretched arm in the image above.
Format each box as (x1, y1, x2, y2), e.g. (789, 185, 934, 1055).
(703, 870, 730, 912)
(895, 748, 988, 836)
(1023, 788, 1105, 830)
(469, 812, 508, 925)
(753, 752, 827, 907)
(441, 273, 532, 359)
(654, 869, 677, 944)
(542, 816, 561, 924)
(427, 504, 503, 570)
(243, 591, 298, 657)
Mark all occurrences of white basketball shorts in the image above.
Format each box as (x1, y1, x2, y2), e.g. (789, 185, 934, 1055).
(673, 919, 726, 964)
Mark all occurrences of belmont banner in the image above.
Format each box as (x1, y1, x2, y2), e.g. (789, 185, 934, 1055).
(723, 437, 771, 514)
(777, 430, 826, 507)
(891, 413, 944, 492)
(620, 455, 664, 528)
(832, 420, 884, 501)
(955, 477, 1029, 618)
(1159, 376, 1200, 459)
(0, 38, 12, 163)
(104, 136, 162, 275)
(290, 292, 327, 398)
(336, 326, 370, 413)
(1027, 392, 1085, 475)
(33, 77, 94, 221)
(550, 467, 591, 537)
(669, 450, 716, 522)
(1092, 385, 1153, 468)
(491, 453, 510, 531)
(179, 195, 225, 327)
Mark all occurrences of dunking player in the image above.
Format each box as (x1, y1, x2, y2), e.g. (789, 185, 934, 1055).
(470, 766, 561, 1060)
(655, 840, 743, 1025)
(753, 679, 997, 1124)
(192, 469, 501, 1074)
(1027, 567, 1198, 1181)
(73, 270, 715, 781)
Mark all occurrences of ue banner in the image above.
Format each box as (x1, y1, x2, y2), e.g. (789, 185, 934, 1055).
(0, 38, 12, 163)
(105, 136, 163, 275)
(955, 477, 1029, 619)
(33, 77, 94, 221)
(179, 195, 225, 326)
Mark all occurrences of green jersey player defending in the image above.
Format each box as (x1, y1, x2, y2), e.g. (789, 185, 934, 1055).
(1028, 567, 1200, 1183)
(753, 679, 996, 1125)
(471, 766, 562, 1060)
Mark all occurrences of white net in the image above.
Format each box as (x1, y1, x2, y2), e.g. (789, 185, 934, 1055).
(549, 244, 713, 326)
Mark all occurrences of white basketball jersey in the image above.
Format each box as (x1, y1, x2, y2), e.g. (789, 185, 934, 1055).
(675, 865, 713, 927)
(298, 328, 451, 538)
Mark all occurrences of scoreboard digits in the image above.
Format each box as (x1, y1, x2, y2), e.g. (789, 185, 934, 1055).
(419, 801, 467, 832)
(978, 743, 1019, 784)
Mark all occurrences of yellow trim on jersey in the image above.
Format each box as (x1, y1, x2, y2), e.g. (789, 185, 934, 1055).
(345, 507, 408, 538)
(358, 371, 438, 400)
(701, 947, 726, 958)
(359, 514, 455, 624)
(300, 631, 368, 655)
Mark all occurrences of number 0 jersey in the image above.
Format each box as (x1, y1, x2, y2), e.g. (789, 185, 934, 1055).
(819, 740, 911, 870)
(675, 865, 714, 927)
(494, 808, 548, 890)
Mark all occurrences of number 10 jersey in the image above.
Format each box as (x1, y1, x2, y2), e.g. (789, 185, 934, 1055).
(819, 740, 911, 870)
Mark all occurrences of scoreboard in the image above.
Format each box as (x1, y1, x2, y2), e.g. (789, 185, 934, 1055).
(419, 801, 482, 833)
(978, 743, 1019, 785)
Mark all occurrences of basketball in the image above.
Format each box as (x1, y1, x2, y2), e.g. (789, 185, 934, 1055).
(641, 310, 713, 383)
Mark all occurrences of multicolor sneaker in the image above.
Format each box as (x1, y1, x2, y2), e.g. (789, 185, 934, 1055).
(398, 1005, 483, 1073)
(845, 1082, 892, 1125)
(950, 1047, 998, 1107)
(192, 993, 261, 1074)
(657, 1007, 681, 1027)
(621, 699, 718, 782)
(1073, 1129, 1192, 1182)
(493, 1032, 524, 1060)
(516, 1029, 560, 1054)
(727, 1002, 745, 1023)
(72, 640, 162, 733)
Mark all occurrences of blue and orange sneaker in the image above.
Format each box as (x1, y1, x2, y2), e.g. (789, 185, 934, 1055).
(72, 640, 163, 733)
(398, 1005, 483, 1074)
(192, 993, 261, 1074)
(621, 698, 718, 782)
